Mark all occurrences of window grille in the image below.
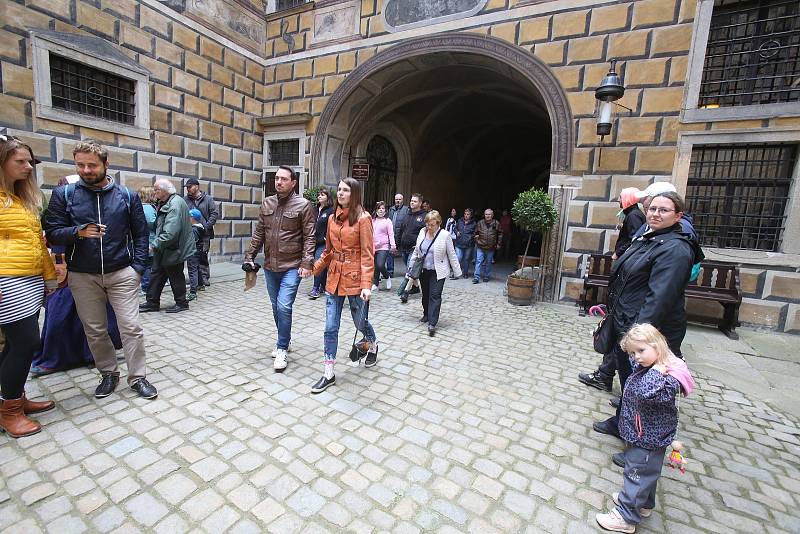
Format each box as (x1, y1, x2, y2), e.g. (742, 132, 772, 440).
(699, 0, 800, 107)
(268, 139, 300, 167)
(276, 0, 308, 11)
(49, 54, 136, 124)
(686, 144, 796, 252)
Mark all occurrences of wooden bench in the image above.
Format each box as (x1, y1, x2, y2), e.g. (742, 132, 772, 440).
(578, 254, 742, 340)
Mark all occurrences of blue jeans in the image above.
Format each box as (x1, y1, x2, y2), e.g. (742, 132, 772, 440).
(474, 248, 494, 280)
(263, 268, 302, 350)
(324, 294, 376, 360)
(401, 248, 413, 273)
(140, 255, 153, 292)
(455, 246, 474, 277)
(386, 251, 395, 277)
(313, 244, 327, 290)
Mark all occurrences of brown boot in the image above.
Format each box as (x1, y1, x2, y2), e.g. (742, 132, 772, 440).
(0, 398, 42, 438)
(22, 393, 55, 415)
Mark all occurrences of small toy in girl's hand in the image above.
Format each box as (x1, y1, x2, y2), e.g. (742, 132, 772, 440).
(666, 440, 687, 474)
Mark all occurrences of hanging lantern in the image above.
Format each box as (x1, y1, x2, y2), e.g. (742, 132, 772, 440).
(595, 60, 625, 137)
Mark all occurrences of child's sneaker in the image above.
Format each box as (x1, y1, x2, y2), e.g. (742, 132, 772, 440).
(613, 493, 652, 518)
(308, 287, 320, 300)
(596, 508, 635, 533)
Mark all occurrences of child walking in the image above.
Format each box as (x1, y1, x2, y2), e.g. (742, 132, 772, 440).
(187, 209, 206, 301)
(596, 323, 695, 533)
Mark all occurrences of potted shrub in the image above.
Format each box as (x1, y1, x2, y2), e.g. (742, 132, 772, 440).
(303, 185, 323, 205)
(508, 187, 558, 305)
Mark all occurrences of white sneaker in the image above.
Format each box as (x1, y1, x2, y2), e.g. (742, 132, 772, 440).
(270, 342, 292, 358)
(385, 277, 392, 290)
(596, 508, 636, 533)
(273, 349, 288, 372)
(613, 492, 652, 518)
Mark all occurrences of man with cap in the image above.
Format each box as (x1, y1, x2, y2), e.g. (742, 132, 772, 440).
(184, 178, 219, 288)
(187, 208, 206, 301)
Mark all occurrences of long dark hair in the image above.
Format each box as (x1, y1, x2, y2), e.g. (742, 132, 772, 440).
(317, 186, 331, 208)
(373, 200, 386, 219)
(333, 177, 364, 226)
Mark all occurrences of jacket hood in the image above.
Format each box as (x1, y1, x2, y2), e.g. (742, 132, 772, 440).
(645, 224, 704, 264)
(666, 357, 695, 397)
(78, 176, 116, 191)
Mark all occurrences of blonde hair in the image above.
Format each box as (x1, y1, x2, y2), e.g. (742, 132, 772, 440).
(72, 139, 108, 163)
(620, 323, 674, 366)
(138, 185, 155, 205)
(0, 137, 41, 212)
(424, 210, 442, 226)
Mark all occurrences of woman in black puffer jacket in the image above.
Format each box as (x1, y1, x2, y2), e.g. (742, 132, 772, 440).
(592, 191, 702, 440)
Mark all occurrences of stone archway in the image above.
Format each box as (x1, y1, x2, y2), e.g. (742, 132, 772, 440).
(311, 32, 575, 300)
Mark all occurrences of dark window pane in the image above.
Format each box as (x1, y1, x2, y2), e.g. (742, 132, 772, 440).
(276, 0, 308, 11)
(49, 54, 136, 124)
(686, 144, 796, 252)
(699, 0, 800, 107)
(269, 139, 299, 167)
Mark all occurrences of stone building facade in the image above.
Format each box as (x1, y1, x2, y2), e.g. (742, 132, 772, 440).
(1, 0, 798, 332)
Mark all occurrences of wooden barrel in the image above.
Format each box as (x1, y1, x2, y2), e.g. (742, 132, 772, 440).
(507, 276, 536, 306)
(516, 255, 540, 270)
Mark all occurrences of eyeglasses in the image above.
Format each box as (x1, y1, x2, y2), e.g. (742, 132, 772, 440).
(647, 207, 675, 215)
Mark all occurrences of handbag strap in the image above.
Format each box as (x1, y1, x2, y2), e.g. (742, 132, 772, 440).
(352, 299, 369, 346)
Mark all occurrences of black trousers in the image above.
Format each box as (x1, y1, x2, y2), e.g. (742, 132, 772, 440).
(199, 237, 210, 285)
(146, 261, 187, 307)
(0, 312, 40, 399)
(596, 350, 618, 382)
(373, 250, 391, 286)
(420, 269, 446, 326)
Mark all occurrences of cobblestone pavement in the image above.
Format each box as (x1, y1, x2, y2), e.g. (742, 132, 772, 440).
(2, 275, 799, 534)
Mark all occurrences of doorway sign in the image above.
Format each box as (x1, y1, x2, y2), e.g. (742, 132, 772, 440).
(352, 163, 370, 180)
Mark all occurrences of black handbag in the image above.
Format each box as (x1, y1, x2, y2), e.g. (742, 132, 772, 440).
(592, 313, 615, 354)
(407, 229, 441, 280)
(348, 300, 370, 362)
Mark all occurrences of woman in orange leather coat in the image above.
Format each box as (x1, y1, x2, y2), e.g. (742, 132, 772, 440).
(310, 177, 377, 393)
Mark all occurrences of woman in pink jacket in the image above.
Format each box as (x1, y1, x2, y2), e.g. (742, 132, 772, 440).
(372, 201, 396, 291)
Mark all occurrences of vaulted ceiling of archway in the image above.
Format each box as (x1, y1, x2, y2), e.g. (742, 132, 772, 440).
(339, 52, 553, 167)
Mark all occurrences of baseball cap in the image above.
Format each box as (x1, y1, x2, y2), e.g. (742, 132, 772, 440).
(189, 208, 202, 220)
(635, 181, 677, 200)
(185, 178, 200, 187)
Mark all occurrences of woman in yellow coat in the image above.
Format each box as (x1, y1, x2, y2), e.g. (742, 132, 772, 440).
(0, 135, 57, 438)
(310, 177, 377, 393)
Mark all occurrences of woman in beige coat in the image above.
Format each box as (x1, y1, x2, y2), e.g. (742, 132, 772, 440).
(406, 210, 462, 336)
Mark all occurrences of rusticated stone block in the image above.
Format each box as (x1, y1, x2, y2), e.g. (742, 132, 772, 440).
(212, 145, 232, 165)
(0, 94, 29, 129)
(590, 4, 630, 34)
(201, 163, 222, 181)
(137, 153, 170, 174)
(76, 2, 116, 38)
(223, 237, 243, 254)
(200, 37, 224, 63)
(246, 60, 264, 83)
(243, 134, 261, 153)
(223, 127, 243, 148)
(138, 56, 169, 84)
(738, 268, 762, 297)
(200, 121, 222, 143)
(567, 228, 605, 253)
(575, 175, 611, 200)
(739, 298, 785, 328)
(587, 202, 620, 227)
(282, 81, 303, 99)
(642, 87, 683, 114)
(324, 75, 345, 95)
(686, 299, 724, 321)
(120, 23, 153, 54)
(244, 204, 260, 219)
(533, 41, 565, 65)
(171, 158, 198, 178)
(211, 104, 233, 126)
(0, 30, 23, 62)
(616, 117, 660, 144)
(154, 132, 183, 156)
(561, 253, 582, 275)
(608, 29, 649, 59)
(669, 56, 688, 84)
(200, 79, 223, 104)
(172, 70, 198, 95)
(173, 24, 199, 52)
(224, 167, 243, 184)
(233, 185, 251, 202)
(610, 176, 653, 198)
(7, 131, 53, 161)
(225, 49, 245, 75)
(339, 52, 356, 73)
(173, 114, 198, 138)
(38, 163, 77, 186)
(223, 202, 242, 219)
(211, 64, 234, 88)
(293, 60, 312, 79)
(552, 10, 588, 39)
(573, 147, 593, 172)
(154, 85, 182, 111)
(651, 24, 693, 55)
(223, 88, 244, 111)
(635, 148, 677, 174)
(577, 118, 601, 147)
(276, 63, 293, 82)
(569, 202, 587, 225)
(186, 52, 210, 78)
(553, 66, 582, 91)
(3, 1, 51, 32)
(560, 277, 584, 302)
(140, 5, 170, 38)
(185, 95, 210, 119)
(632, 0, 677, 28)
(624, 58, 668, 87)
(567, 35, 606, 63)
(118, 172, 155, 191)
(519, 17, 549, 44)
(595, 148, 633, 173)
(314, 55, 338, 77)
(243, 170, 261, 187)
(491, 22, 517, 44)
(235, 74, 254, 97)
(233, 221, 252, 237)
(290, 100, 311, 115)
(784, 304, 800, 333)
(211, 182, 231, 201)
(244, 97, 261, 116)
(233, 111, 252, 131)
(763, 271, 800, 301)
(185, 139, 210, 160)
(233, 149, 251, 169)
(567, 92, 595, 117)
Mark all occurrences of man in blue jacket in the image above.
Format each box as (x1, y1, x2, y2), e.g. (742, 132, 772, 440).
(45, 140, 157, 400)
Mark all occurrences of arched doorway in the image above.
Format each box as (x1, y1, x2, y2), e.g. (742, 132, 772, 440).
(312, 33, 574, 300)
(363, 135, 398, 210)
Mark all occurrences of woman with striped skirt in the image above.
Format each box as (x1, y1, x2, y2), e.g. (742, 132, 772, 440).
(0, 135, 57, 438)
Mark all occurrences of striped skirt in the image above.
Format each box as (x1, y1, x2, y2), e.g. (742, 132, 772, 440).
(0, 276, 44, 325)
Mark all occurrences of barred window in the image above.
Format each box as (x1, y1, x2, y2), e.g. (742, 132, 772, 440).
(49, 54, 136, 125)
(699, 0, 800, 108)
(686, 144, 796, 252)
(268, 139, 300, 167)
(276, 0, 308, 11)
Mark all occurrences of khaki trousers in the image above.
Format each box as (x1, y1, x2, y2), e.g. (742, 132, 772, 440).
(69, 267, 147, 385)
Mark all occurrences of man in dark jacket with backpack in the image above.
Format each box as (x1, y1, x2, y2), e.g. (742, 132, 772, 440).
(45, 140, 157, 400)
(184, 178, 218, 287)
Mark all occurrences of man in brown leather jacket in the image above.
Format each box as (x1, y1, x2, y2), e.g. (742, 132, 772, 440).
(472, 208, 503, 283)
(243, 166, 315, 372)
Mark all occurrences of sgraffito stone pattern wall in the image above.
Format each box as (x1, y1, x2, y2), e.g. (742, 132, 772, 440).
(0, 0, 266, 259)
